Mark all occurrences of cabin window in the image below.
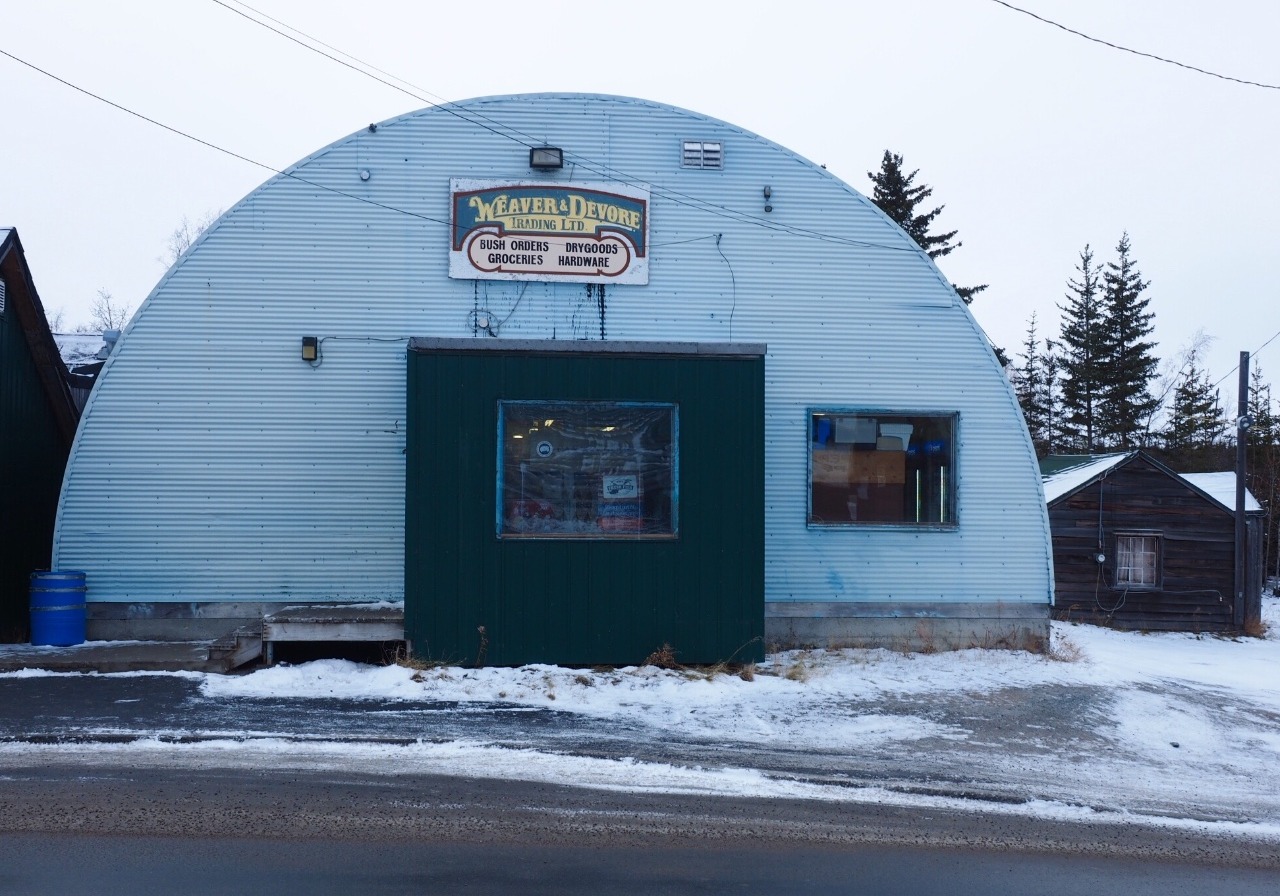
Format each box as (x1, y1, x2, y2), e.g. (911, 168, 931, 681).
(808, 411, 956, 526)
(1114, 533, 1162, 589)
(497, 400, 678, 539)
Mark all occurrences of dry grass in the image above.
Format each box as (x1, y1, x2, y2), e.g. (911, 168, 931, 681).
(1243, 617, 1271, 639)
(642, 643, 681, 670)
(697, 661, 730, 681)
(782, 659, 810, 682)
(1046, 631, 1084, 663)
(392, 644, 455, 672)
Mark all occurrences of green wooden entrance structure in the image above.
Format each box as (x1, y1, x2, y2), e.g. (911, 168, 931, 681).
(405, 338, 765, 666)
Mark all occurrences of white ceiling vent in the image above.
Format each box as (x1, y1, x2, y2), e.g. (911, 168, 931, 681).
(682, 140, 723, 170)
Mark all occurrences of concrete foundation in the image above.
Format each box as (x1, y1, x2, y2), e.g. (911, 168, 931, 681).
(765, 601, 1051, 653)
(87, 601, 405, 642)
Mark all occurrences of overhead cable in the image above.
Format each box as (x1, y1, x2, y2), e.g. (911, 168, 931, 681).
(1214, 327, 1280, 388)
(989, 0, 1280, 90)
(0, 47, 457, 233)
(211, 0, 919, 253)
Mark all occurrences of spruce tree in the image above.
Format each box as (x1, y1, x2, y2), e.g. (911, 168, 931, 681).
(1012, 313, 1061, 456)
(1247, 366, 1279, 582)
(1040, 339, 1062, 453)
(1098, 233, 1160, 449)
(1163, 349, 1223, 457)
(868, 150, 988, 304)
(1057, 245, 1106, 452)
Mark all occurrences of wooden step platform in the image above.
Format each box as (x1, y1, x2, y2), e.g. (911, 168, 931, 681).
(206, 604, 406, 670)
(261, 604, 405, 665)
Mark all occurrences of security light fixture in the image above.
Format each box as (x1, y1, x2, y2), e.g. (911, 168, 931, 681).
(301, 336, 318, 362)
(529, 146, 563, 169)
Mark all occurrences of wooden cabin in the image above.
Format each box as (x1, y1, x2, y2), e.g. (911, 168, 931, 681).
(0, 228, 81, 640)
(1042, 452, 1263, 632)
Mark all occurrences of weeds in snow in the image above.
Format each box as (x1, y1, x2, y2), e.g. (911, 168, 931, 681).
(1046, 632, 1084, 663)
(642, 643, 681, 670)
(1242, 616, 1270, 639)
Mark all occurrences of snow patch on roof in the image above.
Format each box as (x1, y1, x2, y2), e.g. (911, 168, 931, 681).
(1041, 453, 1130, 503)
(53, 332, 104, 368)
(1182, 472, 1262, 513)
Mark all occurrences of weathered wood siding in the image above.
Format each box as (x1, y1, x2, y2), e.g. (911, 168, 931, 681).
(1049, 456, 1237, 631)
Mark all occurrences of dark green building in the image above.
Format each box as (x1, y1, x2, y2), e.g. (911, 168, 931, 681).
(0, 229, 80, 640)
(405, 338, 765, 665)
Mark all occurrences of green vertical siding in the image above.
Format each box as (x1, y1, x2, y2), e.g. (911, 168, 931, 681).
(405, 341, 764, 666)
(0, 286, 69, 641)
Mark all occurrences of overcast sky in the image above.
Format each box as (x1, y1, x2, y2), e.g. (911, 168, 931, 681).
(5, 0, 1278, 406)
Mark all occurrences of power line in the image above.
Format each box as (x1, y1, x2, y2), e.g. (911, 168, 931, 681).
(3, 19, 919, 264)
(0, 48, 273, 176)
(989, 0, 1280, 90)
(1214, 328, 1280, 388)
(211, 0, 919, 253)
(0, 47, 459, 233)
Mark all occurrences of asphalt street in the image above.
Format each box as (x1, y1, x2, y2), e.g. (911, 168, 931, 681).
(2, 762, 1280, 890)
(0, 672, 1272, 827)
(2, 674, 1279, 891)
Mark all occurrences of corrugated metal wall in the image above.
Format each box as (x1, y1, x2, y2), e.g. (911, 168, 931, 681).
(404, 340, 765, 666)
(54, 94, 1052, 609)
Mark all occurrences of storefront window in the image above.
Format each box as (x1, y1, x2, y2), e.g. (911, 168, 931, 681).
(498, 401, 678, 538)
(809, 411, 956, 526)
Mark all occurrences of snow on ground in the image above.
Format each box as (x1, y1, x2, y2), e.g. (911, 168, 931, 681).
(203, 597, 1280, 746)
(184, 596, 1280, 833)
(8, 597, 1280, 833)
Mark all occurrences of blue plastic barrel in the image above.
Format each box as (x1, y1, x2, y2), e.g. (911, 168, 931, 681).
(29, 571, 87, 646)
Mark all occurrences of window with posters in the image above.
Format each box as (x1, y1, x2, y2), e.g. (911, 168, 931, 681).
(498, 400, 677, 538)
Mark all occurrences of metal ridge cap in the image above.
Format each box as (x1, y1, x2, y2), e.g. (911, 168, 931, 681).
(407, 336, 766, 357)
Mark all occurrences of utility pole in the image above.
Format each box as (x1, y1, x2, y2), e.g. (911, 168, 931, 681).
(1235, 352, 1250, 629)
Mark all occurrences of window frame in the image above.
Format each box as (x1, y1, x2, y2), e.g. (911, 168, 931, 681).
(806, 408, 959, 529)
(680, 140, 724, 170)
(495, 399, 680, 541)
(1113, 531, 1163, 591)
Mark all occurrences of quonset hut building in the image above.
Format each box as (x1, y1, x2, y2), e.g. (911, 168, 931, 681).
(53, 94, 1053, 664)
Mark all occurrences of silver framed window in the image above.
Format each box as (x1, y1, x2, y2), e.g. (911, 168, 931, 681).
(808, 410, 957, 527)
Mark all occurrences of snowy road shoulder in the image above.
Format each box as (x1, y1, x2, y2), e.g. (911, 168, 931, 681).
(4, 598, 1279, 834)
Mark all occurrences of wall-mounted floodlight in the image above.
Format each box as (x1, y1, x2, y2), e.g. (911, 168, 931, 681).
(529, 146, 564, 169)
(301, 336, 319, 362)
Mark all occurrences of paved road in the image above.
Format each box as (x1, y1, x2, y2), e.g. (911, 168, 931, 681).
(2, 674, 1279, 888)
(0, 763, 1278, 893)
(1, 673, 1273, 827)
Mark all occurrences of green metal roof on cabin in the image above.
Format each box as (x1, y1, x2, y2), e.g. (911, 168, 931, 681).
(1039, 454, 1109, 476)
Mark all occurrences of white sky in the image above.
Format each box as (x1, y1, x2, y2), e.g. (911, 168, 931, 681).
(4, 0, 1279, 405)
(6, 600, 1280, 833)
